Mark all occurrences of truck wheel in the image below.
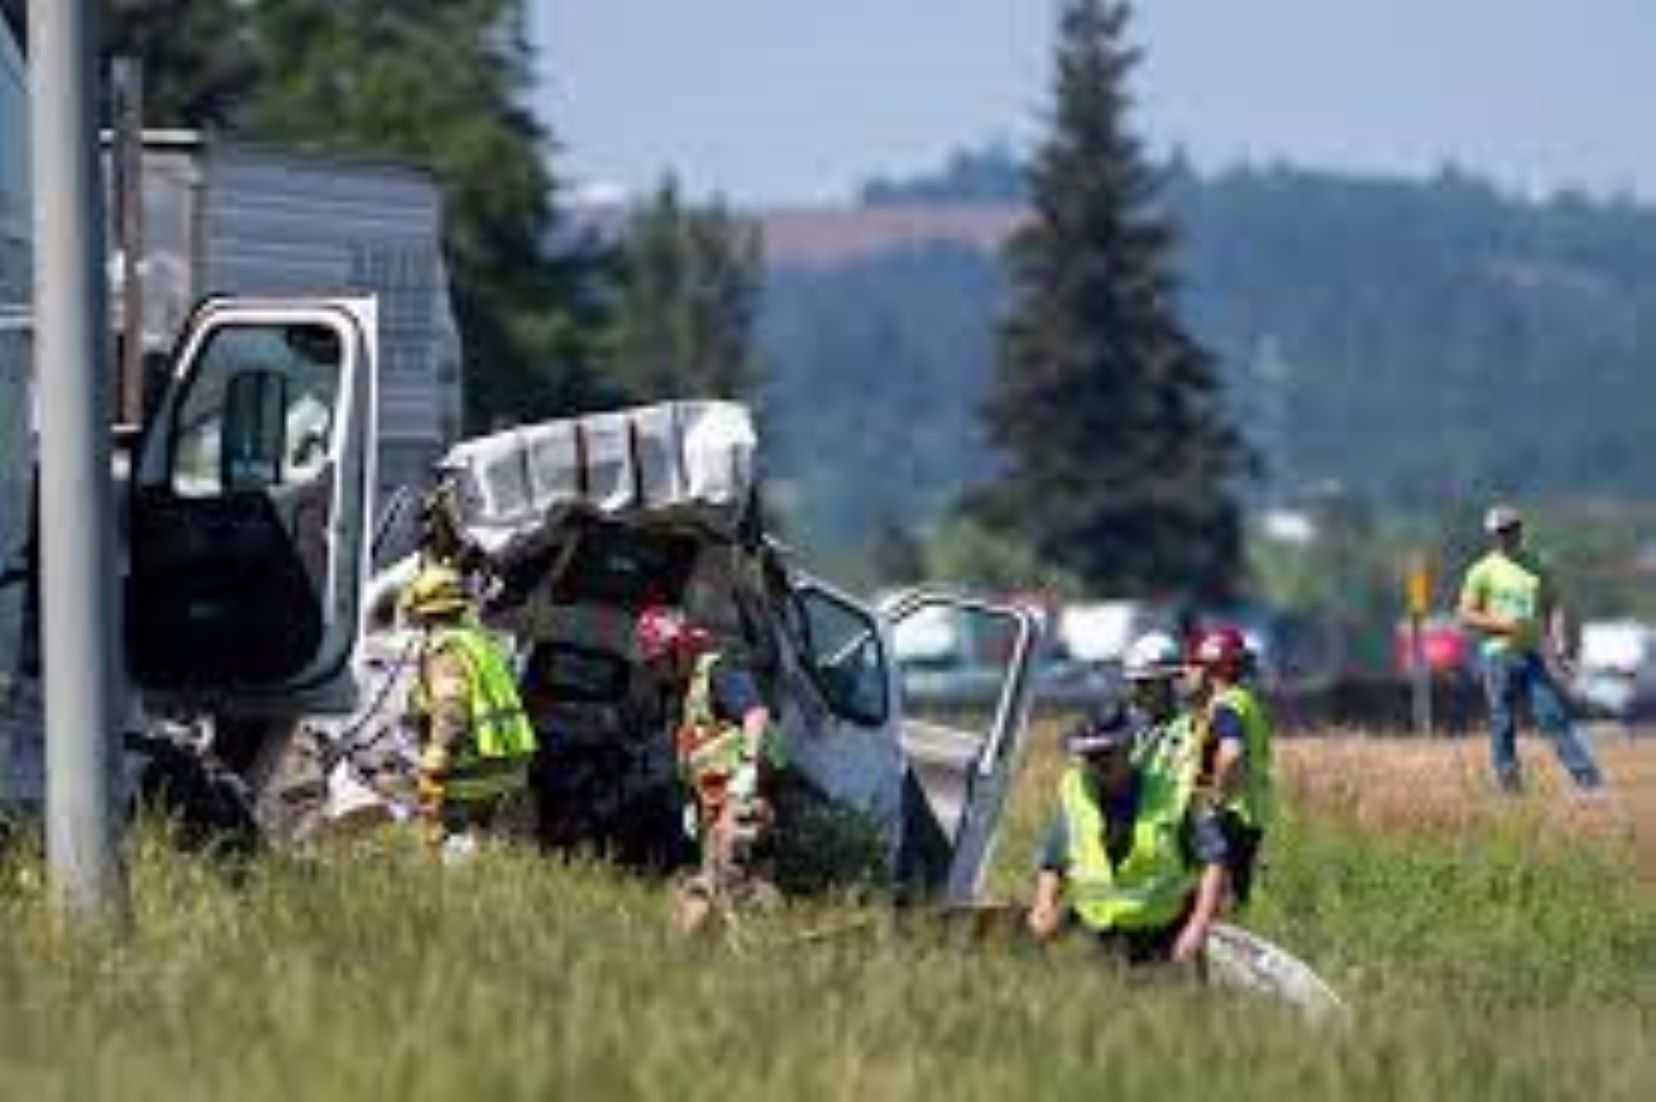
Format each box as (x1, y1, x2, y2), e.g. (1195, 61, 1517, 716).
(134, 741, 262, 857)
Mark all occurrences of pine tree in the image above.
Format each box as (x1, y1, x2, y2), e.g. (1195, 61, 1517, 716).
(247, 0, 617, 427)
(978, 0, 1248, 601)
(101, 0, 258, 128)
(609, 178, 764, 403)
(100, 0, 617, 428)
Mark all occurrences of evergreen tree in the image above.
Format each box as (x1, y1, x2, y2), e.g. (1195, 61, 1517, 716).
(101, 0, 258, 128)
(247, 0, 615, 427)
(976, 0, 1247, 601)
(609, 178, 764, 403)
(100, 0, 616, 429)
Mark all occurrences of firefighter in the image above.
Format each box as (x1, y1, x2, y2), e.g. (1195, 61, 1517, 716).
(634, 605, 782, 930)
(1186, 624, 1274, 909)
(401, 564, 537, 856)
(1027, 702, 1228, 965)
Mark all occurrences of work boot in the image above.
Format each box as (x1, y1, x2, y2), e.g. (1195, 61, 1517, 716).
(670, 872, 719, 938)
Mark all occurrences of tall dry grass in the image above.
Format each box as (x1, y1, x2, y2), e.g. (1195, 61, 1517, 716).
(0, 730, 1650, 1100)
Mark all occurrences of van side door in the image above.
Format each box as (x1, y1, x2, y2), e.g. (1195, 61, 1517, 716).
(885, 589, 1040, 906)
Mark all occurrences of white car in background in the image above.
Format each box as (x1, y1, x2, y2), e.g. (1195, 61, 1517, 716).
(1574, 619, 1656, 722)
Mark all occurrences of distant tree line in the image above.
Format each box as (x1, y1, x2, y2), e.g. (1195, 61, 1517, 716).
(763, 148, 1656, 583)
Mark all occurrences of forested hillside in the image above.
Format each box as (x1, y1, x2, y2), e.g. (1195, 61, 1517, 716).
(761, 246, 1003, 565)
(760, 150, 1656, 574)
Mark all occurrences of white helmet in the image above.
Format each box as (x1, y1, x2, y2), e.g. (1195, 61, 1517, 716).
(1123, 631, 1183, 682)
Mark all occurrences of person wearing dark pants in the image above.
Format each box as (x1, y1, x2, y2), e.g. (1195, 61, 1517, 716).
(1458, 504, 1604, 793)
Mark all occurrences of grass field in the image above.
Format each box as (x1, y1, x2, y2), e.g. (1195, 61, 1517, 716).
(2, 730, 1654, 1100)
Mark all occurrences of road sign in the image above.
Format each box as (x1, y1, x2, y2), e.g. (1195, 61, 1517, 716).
(1406, 555, 1433, 617)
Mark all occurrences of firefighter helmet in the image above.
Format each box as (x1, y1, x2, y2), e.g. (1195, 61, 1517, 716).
(401, 564, 470, 620)
(635, 605, 712, 662)
(1123, 631, 1183, 682)
(1190, 624, 1248, 680)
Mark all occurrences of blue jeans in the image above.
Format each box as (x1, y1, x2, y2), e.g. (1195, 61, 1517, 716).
(1481, 650, 1603, 791)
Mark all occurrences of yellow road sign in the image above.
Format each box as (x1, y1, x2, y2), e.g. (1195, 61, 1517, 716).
(1405, 555, 1432, 616)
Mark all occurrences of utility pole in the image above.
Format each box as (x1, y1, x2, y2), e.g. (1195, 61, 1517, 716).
(28, 0, 128, 923)
(110, 55, 146, 426)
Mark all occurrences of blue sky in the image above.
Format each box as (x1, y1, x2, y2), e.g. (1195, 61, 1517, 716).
(534, 1, 1655, 205)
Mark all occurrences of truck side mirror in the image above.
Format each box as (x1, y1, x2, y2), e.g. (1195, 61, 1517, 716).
(220, 368, 288, 492)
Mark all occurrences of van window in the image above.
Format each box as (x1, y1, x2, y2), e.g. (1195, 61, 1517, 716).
(791, 587, 889, 727)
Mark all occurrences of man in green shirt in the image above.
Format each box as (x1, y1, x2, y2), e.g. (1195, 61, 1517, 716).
(1457, 504, 1603, 793)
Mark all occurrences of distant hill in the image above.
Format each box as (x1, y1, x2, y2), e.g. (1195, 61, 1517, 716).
(757, 204, 1021, 270)
(754, 151, 1656, 571)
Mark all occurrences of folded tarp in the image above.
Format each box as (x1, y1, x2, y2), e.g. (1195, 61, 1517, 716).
(439, 401, 758, 548)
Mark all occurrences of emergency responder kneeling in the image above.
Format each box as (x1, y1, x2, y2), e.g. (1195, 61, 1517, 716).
(1027, 703, 1228, 966)
(401, 564, 537, 857)
(635, 605, 782, 930)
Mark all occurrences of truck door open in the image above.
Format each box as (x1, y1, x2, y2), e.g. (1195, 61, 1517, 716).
(126, 297, 377, 714)
(886, 589, 1040, 906)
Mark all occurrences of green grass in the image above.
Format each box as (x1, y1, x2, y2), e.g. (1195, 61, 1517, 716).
(1, 795, 1654, 1100)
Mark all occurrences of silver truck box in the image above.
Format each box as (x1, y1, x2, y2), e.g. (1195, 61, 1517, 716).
(124, 134, 462, 497)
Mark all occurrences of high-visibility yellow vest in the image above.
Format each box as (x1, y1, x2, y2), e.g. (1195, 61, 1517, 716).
(419, 626, 537, 803)
(676, 651, 783, 817)
(1133, 712, 1201, 790)
(678, 652, 748, 781)
(1060, 765, 1196, 932)
(1212, 684, 1274, 829)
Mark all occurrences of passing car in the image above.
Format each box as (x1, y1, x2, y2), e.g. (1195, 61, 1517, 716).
(888, 597, 1116, 712)
(1573, 620, 1656, 722)
(1394, 614, 1475, 681)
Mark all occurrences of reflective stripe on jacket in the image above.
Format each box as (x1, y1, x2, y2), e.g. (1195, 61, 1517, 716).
(1133, 712, 1201, 791)
(424, 626, 537, 803)
(1060, 765, 1197, 932)
(677, 652, 749, 801)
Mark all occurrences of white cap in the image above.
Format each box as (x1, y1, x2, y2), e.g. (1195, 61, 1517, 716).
(1484, 504, 1523, 534)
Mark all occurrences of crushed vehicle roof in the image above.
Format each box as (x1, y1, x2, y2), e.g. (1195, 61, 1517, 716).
(438, 401, 759, 554)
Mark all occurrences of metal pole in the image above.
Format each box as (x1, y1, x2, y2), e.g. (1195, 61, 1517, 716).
(28, 0, 128, 923)
(111, 55, 145, 426)
(1409, 612, 1432, 737)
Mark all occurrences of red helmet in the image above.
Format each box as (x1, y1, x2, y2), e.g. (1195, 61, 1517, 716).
(1190, 624, 1248, 680)
(635, 605, 711, 661)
